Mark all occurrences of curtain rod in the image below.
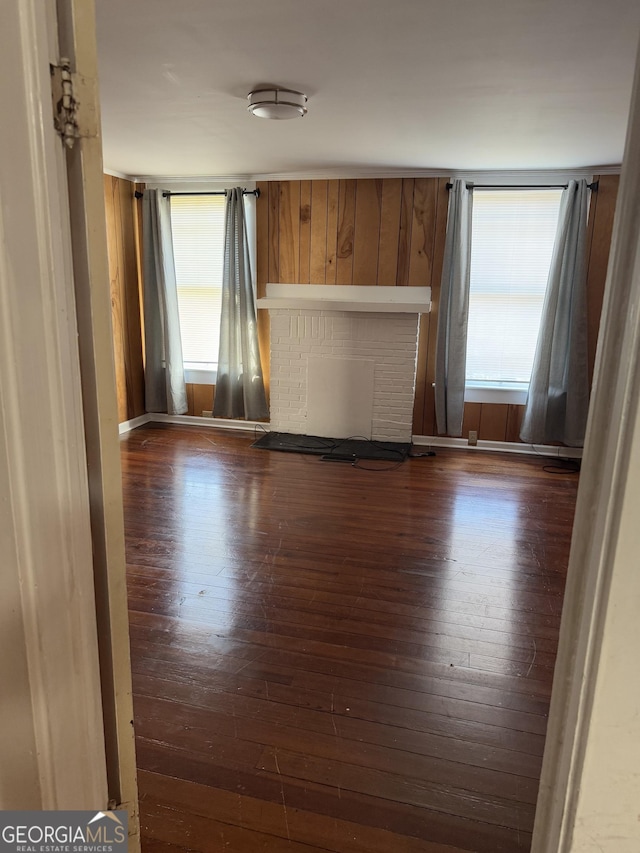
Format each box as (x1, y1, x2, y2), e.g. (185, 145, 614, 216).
(163, 188, 260, 198)
(134, 188, 260, 199)
(445, 181, 599, 191)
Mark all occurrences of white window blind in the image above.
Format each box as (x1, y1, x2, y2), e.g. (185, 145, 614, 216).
(170, 195, 226, 368)
(466, 189, 562, 388)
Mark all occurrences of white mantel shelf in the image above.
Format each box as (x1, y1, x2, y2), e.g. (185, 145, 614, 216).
(257, 284, 431, 313)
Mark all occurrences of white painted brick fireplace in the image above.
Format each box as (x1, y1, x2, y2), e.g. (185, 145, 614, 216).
(257, 285, 431, 443)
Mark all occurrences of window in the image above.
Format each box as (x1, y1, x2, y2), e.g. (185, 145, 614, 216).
(465, 189, 562, 398)
(170, 194, 226, 382)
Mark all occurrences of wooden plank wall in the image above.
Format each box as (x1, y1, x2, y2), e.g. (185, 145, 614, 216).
(256, 175, 619, 441)
(104, 175, 145, 423)
(186, 384, 214, 418)
(257, 178, 444, 288)
(255, 178, 449, 434)
(107, 174, 618, 430)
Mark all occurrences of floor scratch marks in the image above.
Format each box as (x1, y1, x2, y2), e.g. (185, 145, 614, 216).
(273, 749, 291, 842)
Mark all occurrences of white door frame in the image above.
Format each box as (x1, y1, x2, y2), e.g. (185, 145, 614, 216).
(0, 0, 108, 810)
(0, 0, 138, 846)
(532, 39, 640, 853)
(56, 0, 139, 837)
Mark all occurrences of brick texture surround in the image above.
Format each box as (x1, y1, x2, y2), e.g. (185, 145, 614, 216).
(268, 309, 421, 442)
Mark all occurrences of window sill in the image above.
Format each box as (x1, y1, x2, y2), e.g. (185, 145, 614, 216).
(184, 366, 217, 385)
(464, 386, 528, 405)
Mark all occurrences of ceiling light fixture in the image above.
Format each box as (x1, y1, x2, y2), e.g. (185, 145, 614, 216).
(247, 87, 307, 120)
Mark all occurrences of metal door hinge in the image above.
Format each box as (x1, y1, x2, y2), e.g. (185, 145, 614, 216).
(50, 58, 78, 149)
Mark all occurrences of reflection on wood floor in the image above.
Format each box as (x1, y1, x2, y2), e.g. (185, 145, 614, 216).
(121, 424, 578, 853)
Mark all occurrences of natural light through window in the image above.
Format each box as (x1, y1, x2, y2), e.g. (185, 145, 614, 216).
(466, 189, 562, 389)
(170, 195, 226, 373)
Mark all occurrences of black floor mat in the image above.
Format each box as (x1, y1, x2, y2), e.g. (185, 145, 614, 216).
(252, 431, 411, 461)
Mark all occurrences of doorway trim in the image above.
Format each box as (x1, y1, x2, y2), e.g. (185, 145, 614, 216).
(532, 41, 640, 852)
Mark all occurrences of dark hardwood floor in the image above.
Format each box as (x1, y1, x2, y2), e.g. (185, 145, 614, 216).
(120, 424, 578, 853)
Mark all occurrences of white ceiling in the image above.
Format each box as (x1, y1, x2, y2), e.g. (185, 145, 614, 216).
(95, 0, 640, 179)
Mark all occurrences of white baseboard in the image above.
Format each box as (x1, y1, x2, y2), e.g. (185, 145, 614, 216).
(143, 413, 269, 433)
(412, 434, 583, 459)
(118, 414, 152, 434)
(119, 417, 580, 459)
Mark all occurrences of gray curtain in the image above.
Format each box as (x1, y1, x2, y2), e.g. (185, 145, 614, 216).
(435, 179, 474, 436)
(213, 188, 268, 420)
(520, 179, 590, 447)
(142, 190, 188, 414)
